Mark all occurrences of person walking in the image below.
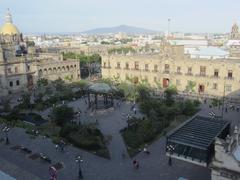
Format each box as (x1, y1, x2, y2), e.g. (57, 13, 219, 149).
(133, 159, 139, 169)
(143, 145, 150, 155)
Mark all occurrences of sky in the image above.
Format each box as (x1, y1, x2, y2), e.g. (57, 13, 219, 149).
(0, 0, 240, 34)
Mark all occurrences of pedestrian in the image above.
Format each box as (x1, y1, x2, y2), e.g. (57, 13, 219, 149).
(143, 145, 150, 155)
(55, 144, 59, 152)
(225, 107, 228, 113)
(133, 159, 139, 169)
(237, 106, 240, 112)
(85, 99, 87, 104)
(133, 107, 137, 115)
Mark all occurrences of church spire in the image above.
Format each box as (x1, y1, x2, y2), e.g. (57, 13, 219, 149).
(5, 9, 13, 23)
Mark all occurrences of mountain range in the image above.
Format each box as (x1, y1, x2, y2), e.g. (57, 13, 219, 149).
(82, 25, 159, 35)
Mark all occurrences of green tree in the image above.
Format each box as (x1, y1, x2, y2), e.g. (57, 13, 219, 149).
(21, 93, 31, 109)
(185, 81, 196, 92)
(164, 86, 177, 106)
(51, 105, 74, 126)
(37, 78, 48, 87)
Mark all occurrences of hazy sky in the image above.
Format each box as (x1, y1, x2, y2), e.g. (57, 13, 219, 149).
(0, 0, 240, 33)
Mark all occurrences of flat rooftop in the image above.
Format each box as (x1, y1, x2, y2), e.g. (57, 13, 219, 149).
(167, 116, 230, 150)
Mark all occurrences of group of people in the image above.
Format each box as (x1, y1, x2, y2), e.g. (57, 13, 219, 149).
(131, 145, 150, 170)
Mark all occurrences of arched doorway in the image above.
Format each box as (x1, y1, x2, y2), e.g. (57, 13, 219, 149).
(163, 78, 170, 88)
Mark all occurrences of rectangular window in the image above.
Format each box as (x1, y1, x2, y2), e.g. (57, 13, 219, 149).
(116, 62, 121, 69)
(103, 62, 106, 67)
(125, 63, 129, 69)
(134, 62, 139, 70)
(16, 80, 20, 86)
(27, 65, 30, 72)
(145, 64, 149, 71)
(176, 79, 181, 85)
(154, 76, 157, 82)
(7, 68, 12, 74)
(164, 64, 170, 73)
(200, 66, 206, 76)
(228, 70, 233, 78)
(214, 69, 219, 77)
(9, 81, 13, 87)
(213, 83, 217, 90)
(154, 65, 158, 72)
(225, 85, 232, 92)
(187, 67, 192, 74)
(177, 66, 181, 73)
(15, 67, 19, 73)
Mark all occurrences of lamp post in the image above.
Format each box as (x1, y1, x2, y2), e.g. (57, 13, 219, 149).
(166, 144, 174, 166)
(2, 126, 10, 145)
(75, 155, 83, 179)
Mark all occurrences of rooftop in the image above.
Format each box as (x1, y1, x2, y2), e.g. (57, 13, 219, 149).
(167, 116, 230, 150)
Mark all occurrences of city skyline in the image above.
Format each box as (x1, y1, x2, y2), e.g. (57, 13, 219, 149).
(1, 0, 240, 34)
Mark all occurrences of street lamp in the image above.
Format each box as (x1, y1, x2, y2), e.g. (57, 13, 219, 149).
(2, 126, 10, 145)
(75, 155, 83, 179)
(166, 144, 174, 166)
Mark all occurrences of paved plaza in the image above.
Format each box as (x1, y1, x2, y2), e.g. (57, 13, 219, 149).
(1, 98, 237, 180)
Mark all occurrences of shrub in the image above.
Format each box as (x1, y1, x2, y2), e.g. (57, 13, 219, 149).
(51, 105, 74, 126)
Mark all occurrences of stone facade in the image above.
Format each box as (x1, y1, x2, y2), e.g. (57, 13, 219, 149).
(0, 10, 80, 96)
(211, 126, 240, 180)
(102, 43, 240, 98)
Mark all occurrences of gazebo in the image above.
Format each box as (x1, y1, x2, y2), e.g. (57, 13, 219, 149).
(87, 83, 115, 109)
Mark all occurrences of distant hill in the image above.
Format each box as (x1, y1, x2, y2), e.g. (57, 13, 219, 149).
(82, 25, 159, 35)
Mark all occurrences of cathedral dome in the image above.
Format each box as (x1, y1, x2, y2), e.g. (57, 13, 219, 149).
(0, 9, 20, 35)
(0, 23, 20, 35)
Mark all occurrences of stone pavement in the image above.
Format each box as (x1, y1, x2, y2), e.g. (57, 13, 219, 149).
(0, 99, 222, 180)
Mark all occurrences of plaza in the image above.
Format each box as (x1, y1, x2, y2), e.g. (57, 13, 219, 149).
(1, 96, 235, 180)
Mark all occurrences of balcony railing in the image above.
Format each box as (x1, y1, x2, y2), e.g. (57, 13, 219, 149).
(195, 74, 208, 77)
(163, 71, 170, 74)
(224, 77, 234, 81)
(210, 75, 220, 79)
(185, 73, 193, 76)
(174, 72, 182, 75)
(131, 68, 140, 71)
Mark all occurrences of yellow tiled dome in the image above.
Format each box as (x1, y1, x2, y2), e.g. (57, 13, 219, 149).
(0, 23, 20, 35)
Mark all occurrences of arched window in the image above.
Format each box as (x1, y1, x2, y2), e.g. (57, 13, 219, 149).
(44, 68, 47, 74)
(39, 69, 43, 77)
